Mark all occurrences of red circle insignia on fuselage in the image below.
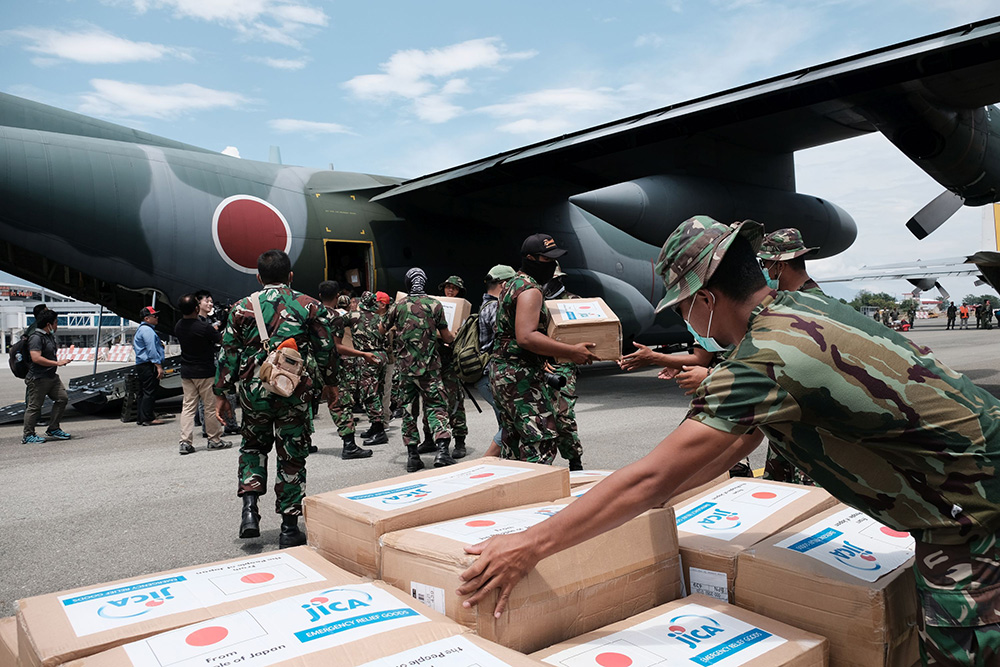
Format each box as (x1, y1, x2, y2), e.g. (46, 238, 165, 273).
(212, 195, 291, 273)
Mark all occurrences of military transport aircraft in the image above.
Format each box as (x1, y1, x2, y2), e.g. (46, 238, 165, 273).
(4, 18, 1000, 345)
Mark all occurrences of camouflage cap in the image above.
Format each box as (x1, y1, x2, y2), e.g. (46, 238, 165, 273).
(438, 275, 466, 297)
(654, 216, 764, 312)
(758, 228, 818, 261)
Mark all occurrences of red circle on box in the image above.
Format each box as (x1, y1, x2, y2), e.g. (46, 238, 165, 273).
(469, 473, 494, 479)
(880, 527, 909, 538)
(466, 520, 495, 527)
(241, 572, 275, 585)
(726, 515, 739, 520)
(185, 626, 229, 647)
(752, 491, 777, 499)
(213, 196, 290, 272)
(595, 652, 633, 667)
(668, 625, 686, 632)
(145, 600, 164, 607)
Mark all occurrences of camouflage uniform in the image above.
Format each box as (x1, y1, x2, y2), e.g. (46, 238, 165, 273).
(543, 283, 582, 464)
(215, 285, 338, 516)
(434, 276, 468, 441)
(757, 227, 819, 487)
(384, 294, 452, 446)
(352, 292, 388, 423)
(326, 308, 357, 437)
(658, 216, 1000, 665)
(491, 272, 560, 464)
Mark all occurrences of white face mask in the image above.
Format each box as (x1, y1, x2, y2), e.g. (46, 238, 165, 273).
(683, 291, 729, 354)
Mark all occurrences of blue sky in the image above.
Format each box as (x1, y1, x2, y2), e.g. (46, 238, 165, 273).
(2, 0, 999, 303)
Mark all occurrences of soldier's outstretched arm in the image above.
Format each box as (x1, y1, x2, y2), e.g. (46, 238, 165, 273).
(457, 419, 752, 616)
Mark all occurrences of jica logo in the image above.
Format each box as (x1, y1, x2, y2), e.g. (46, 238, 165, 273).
(300, 588, 373, 623)
(97, 587, 175, 619)
(380, 486, 432, 506)
(697, 508, 741, 530)
(829, 540, 880, 571)
(666, 614, 726, 649)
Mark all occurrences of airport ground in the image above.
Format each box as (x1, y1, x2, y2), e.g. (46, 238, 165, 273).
(1, 320, 999, 616)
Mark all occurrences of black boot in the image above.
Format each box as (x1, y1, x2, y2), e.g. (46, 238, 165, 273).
(568, 456, 583, 471)
(406, 444, 425, 473)
(341, 434, 373, 460)
(363, 422, 389, 446)
(416, 435, 436, 454)
(434, 438, 457, 467)
(452, 436, 467, 459)
(239, 494, 260, 539)
(359, 422, 378, 438)
(278, 514, 307, 548)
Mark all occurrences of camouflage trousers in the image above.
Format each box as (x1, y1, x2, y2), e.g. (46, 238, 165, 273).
(914, 532, 1000, 665)
(763, 443, 816, 486)
(357, 351, 387, 423)
(552, 363, 581, 463)
(490, 358, 559, 465)
(398, 372, 451, 447)
(236, 387, 311, 516)
(429, 367, 467, 438)
(328, 358, 359, 437)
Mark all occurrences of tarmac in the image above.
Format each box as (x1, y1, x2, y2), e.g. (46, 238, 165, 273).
(1, 320, 998, 617)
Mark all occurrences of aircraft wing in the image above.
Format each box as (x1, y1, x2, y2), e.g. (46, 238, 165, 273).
(819, 252, 1000, 294)
(373, 17, 1000, 214)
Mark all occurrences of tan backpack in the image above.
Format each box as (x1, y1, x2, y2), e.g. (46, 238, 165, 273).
(251, 291, 304, 397)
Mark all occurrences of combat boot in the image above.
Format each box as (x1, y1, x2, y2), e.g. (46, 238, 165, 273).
(278, 514, 307, 548)
(239, 494, 260, 539)
(362, 421, 388, 446)
(341, 434, 373, 460)
(406, 444, 425, 473)
(452, 436, 467, 459)
(433, 439, 456, 467)
(568, 456, 583, 471)
(416, 436, 436, 454)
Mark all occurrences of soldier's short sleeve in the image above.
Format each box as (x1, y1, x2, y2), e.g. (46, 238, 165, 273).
(686, 361, 801, 435)
(432, 301, 448, 330)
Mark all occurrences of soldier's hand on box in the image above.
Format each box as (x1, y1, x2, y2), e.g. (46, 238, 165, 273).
(568, 342, 599, 365)
(457, 532, 541, 618)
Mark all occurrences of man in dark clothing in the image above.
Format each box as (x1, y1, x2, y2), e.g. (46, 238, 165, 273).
(22, 309, 71, 444)
(946, 302, 957, 330)
(175, 293, 232, 455)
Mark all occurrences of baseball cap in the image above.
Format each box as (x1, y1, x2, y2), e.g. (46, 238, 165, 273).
(140, 306, 160, 319)
(654, 216, 764, 312)
(520, 233, 567, 258)
(758, 228, 819, 261)
(486, 264, 516, 281)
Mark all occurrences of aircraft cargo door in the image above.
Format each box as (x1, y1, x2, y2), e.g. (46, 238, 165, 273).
(324, 240, 374, 295)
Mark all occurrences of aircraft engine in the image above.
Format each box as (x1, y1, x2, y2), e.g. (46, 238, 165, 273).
(568, 175, 857, 258)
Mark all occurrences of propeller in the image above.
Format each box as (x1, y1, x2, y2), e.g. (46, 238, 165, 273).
(905, 190, 964, 239)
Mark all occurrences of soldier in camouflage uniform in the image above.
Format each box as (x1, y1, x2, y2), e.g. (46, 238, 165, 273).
(458, 216, 1000, 665)
(756, 228, 821, 487)
(383, 267, 456, 472)
(316, 282, 374, 459)
(490, 234, 598, 464)
(354, 290, 390, 446)
(542, 266, 584, 470)
(214, 250, 338, 548)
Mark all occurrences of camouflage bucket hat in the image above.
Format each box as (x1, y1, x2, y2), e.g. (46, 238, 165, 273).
(654, 216, 765, 312)
(758, 228, 819, 261)
(438, 275, 466, 297)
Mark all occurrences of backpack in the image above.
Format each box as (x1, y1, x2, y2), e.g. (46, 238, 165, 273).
(9, 333, 33, 379)
(453, 313, 488, 384)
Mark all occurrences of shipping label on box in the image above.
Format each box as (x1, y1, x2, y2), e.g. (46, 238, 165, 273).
(356, 636, 530, 667)
(554, 301, 609, 321)
(418, 505, 565, 543)
(674, 480, 809, 542)
(56, 552, 329, 638)
(121, 584, 427, 667)
(775, 508, 915, 582)
(340, 464, 534, 511)
(540, 602, 787, 667)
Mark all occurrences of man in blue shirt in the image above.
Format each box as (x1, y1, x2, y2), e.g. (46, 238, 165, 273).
(133, 306, 165, 426)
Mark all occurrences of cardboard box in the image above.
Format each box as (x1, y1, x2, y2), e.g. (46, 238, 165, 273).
(379, 499, 682, 653)
(392, 293, 472, 336)
(546, 298, 621, 362)
(0, 617, 17, 667)
(304, 458, 569, 578)
(64, 581, 479, 667)
(671, 479, 837, 603)
(16, 547, 360, 667)
(568, 470, 614, 487)
(532, 594, 827, 666)
(345, 268, 361, 287)
(736, 505, 919, 666)
(670, 471, 732, 506)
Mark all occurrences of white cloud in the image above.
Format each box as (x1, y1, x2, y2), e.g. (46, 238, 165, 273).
(269, 118, 352, 135)
(479, 87, 621, 135)
(116, 0, 328, 48)
(221, 146, 241, 157)
(78, 79, 250, 119)
(343, 37, 536, 124)
(250, 56, 309, 70)
(634, 33, 665, 48)
(4, 26, 191, 65)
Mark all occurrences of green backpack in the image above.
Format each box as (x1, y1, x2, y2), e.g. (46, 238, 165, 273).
(453, 313, 488, 384)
